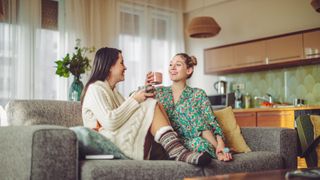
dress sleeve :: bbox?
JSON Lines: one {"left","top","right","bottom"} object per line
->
{"left": 196, "top": 89, "right": 224, "bottom": 138}
{"left": 85, "top": 85, "right": 140, "bottom": 131}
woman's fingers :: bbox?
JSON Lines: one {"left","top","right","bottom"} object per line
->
{"left": 224, "top": 153, "right": 232, "bottom": 161}
{"left": 217, "top": 153, "right": 224, "bottom": 161}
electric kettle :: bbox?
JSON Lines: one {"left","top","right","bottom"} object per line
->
{"left": 214, "top": 81, "right": 227, "bottom": 94}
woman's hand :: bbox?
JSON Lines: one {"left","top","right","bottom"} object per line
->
{"left": 145, "top": 71, "right": 154, "bottom": 85}
{"left": 133, "top": 90, "right": 154, "bottom": 103}
{"left": 215, "top": 142, "right": 232, "bottom": 162}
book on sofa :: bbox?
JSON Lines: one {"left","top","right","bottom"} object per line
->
{"left": 85, "top": 155, "right": 114, "bottom": 160}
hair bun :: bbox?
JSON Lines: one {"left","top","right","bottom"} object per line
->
{"left": 190, "top": 56, "right": 197, "bottom": 66}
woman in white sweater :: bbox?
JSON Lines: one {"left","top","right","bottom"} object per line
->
{"left": 81, "top": 47, "right": 211, "bottom": 165}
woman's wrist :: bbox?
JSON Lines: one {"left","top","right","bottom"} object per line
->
{"left": 216, "top": 135, "right": 225, "bottom": 147}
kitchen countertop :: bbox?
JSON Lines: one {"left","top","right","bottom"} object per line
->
{"left": 233, "top": 105, "right": 320, "bottom": 112}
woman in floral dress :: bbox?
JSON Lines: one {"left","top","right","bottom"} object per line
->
{"left": 146, "top": 53, "right": 232, "bottom": 161}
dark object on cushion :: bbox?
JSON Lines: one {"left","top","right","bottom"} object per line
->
{"left": 296, "top": 115, "right": 320, "bottom": 167}
{"left": 149, "top": 141, "right": 169, "bottom": 160}
{"left": 70, "top": 126, "right": 129, "bottom": 160}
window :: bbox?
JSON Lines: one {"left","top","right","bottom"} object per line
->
{"left": 118, "top": 3, "right": 177, "bottom": 96}
{"left": 34, "top": 0, "right": 59, "bottom": 99}
{"left": 0, "top": 0, "right": 60, "bottom": 106}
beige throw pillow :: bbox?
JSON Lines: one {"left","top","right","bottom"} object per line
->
{"left": 213, "top": 106, "right": 251, "bottom": 153}
{"left": 310, "top": 115, "right": 320, "bottom": 167}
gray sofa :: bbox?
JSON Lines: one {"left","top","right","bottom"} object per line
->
{"left": 0, "top": 100, "right": 297, "bottom": 180}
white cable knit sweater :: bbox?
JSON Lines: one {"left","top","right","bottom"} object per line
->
{"left": 82, "top": 81, "right": 157, "bottom": 160}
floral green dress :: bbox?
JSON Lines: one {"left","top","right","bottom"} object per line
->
{"left": 155, "top": 86, "right": 224, "bottom": 158}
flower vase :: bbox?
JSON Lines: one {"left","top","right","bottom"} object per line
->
{"left": 68, "top": 76, "right": 84, "bottom": 101}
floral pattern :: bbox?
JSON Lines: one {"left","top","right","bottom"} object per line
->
{"left": 155, "top": 86, "right": 224, "bottom": 158}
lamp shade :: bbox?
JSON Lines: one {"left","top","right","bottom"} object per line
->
{"left": 311, "top": 0, "right": 320, "bottom": 12}
{"left": 187, "top": 16, "right": 221, "bottom": 38}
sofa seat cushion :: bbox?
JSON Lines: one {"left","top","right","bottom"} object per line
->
{"left": 80, "top": 160, "right": 203, "bottom": 180}
{"left": 203, "top": 151, "right": 283, "bottom": 176}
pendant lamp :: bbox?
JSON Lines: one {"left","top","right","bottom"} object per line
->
{"left": 311, "top": 0, "right": 320, "bottom": 12}
{"left": 187, "top": 16, "right": 221, "bottom": 38}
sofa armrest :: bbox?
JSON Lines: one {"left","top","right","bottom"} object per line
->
{"left": 241, "top": 127, "right": 297, "bottom": 169}
{"left": 0, "top": 125, "right": 78, "bottom": 180}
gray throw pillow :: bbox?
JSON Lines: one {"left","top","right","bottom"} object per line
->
{"left": 70, "top": 126, "right": 130, "bottom": 160}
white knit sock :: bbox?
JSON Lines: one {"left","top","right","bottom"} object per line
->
{"left": 154, "top": 126, "right": 174, "bottom": 143}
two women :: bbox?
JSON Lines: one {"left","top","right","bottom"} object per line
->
{"left": 81, "top": 47, "right": 211, "bottom": 165}
{"left": 147, "top": 53, "right": 232, "bottom": 161}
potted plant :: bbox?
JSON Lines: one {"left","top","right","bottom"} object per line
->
{"left": 55, "top": 39, "right": 95, "bottom": 101}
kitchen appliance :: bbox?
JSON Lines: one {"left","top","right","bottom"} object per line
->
{"left": 294, "top": 98, "right": 305, "bottom": 106}
{"left": 208, "top": 92, "right": 235, "bottom": 109}
{"left": 214, "top": 80, "right": 227, "bottom": 94}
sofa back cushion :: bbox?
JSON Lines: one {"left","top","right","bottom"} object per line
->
{"left": 213, "top": 106, "right": 251, "bottom": 153}
{"left": 5, "top": 100, "right": 82, "bottom": 127}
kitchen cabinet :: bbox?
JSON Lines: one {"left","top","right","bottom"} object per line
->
{"left": 233, "top": 41, "right": 266, "bottom": 67}
{"left": 234, "top": 110, "right": 294, "bottom": 129}
{"left": 303, "top": 30, "right": 320, "bottom": 58}
{"left": 204, "top": 46, "right": 234, "bottom": 73}
{"left": 204, "top": 28, "right": 320, "bottom": 74}
{"left": 234, "top": 112, "right": 256, "bottom": 127}
{"left": 265, "top": 34, "right": 304, "bottom": 64}
{"left": 257, "top": 111, "right": 294, "bottom": 129}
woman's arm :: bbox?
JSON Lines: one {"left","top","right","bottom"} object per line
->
{"left": 85, "top": 85, "right": 140, "bottom": 131}
{"left": 202, "top": 130, "right": 218, "bottom": 147}
{"left": 197, "top": 89, "right": 232, "bottom": 160}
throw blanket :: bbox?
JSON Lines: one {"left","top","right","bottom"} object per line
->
{"left": 82, "top": 80, "right": 157, "bottom": 160}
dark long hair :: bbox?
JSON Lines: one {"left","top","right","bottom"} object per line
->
{"left": 81, "top": 47, "right": 122, "bottom": 105}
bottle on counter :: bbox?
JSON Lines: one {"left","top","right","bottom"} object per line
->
{"left": 234, "top": 86, "right": 242, "bottom": 109}
{"left": 244, "top": 93, "right": 251, "bottom": 109}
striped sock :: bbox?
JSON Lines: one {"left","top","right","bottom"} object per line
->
{"left": 158, "top": 130, "right": 211, "bottom": 166}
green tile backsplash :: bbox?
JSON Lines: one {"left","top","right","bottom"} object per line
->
{"left": 224, "top": 64, "right": 320, "bottom": 105}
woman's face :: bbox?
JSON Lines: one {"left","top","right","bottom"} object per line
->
{"left": 109, "top": 53, "right": 127, "bottom": 83}
{"left": 169, "top": 55, "right": 192, "bottom": 82}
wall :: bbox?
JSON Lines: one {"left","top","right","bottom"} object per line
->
{"left": 184, "top": 0, "right": 320, "bottom": 105}
{"left": 225, "top": 65, "right": 320, "bottom": 105}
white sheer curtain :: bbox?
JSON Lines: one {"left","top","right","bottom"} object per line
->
{"left": 62, "top": 0, "right": 185, "bottom": 96}
{"left": 117, "top": 0, "right": 185, "bottom": 96}
{"left": 0, "top": 0, "right": 184, "bottom": 106}
{"left": 61, "top": 0, "right": 119, "bottom": 87}
{"left": 0, "top": 0, "right": 17, "bottom": 106}
{"left": 0, "top": 0, "right": 62, "bottom": 105}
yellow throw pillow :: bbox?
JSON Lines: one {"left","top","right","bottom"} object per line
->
{"left": 213, "top": 106, "right": 251, "bottom": 153}
{"left": 310, "top": 115, "right": 320, "bottom": 167}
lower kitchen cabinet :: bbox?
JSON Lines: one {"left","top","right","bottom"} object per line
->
{"left": 257, "top": 111, "right": 294, "bottom": 128}
{"left": 234, "top": 110, "right": 295, "bottom": 128}
{"left": 234, "top": 112, "right": 257, "bottom": 127}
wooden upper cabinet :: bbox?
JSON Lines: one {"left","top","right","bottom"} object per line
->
{"left": 233, "top": 40, "right": 266, "bottom": 67}
{"left": 257, "top": 110, "right": 294, "bottom": 129}
{"left": 204, "top": 28, "right": 320, "bottom": 74}
{"left": 303, "top": 30, "right": 320, "bottom": 58}
{"left": 204, "top": 46, "right": 234, "bottom": 73}
{"left": 265, "top": 34, "right": 304, "bottom": 64}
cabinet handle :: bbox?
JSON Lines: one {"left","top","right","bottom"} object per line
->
{"left": 235, "top": 113, "right": 255, "bottom": 117}
{"left": 306, "top": 53, "right": 320, "bottom": 57}
{"left": 258, "top": 113, "right": 293, "bottom": 117}
{"left": 237, "top": 60, "right": 264, "bottom": 66}
{"left": 268, "top": 55, "right": 300, "bottom": 62}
